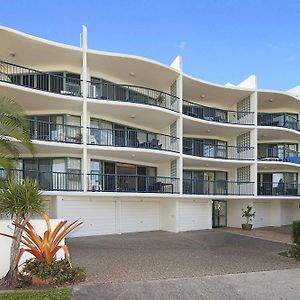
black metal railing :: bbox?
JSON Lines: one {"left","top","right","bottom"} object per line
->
{"left": 87, "top": 81, "right": 179, "bottom": 112}
{"left": 87, "top": 173, "right": 179, "bottom": 194}
{"left": 0, "top": 61, "right": 82, "bottom": 96}
{"left": 183, "top": 179, "right": 254, "bottom": 195}
{"left": 183, "top": 141, "right": 254, "bottom": 160}
{"left": 87, "top": 127, "right": 179, "bottom": 152}
{"left": 183, "top": 100, "right": 254, "bottom": 125}
{"left": 258, "top": 145, "right": 300, "bottom": 164}
{"left": 28, "top": 119, "right": 82, "bottom": 144}
{"left": 258, "top": 113, "right": 300, "bottom": 131}
{"left": 258, "top": 182, "right": 300, "bottom": 196}
{"left": 0, "top": 169, "right": 83, "bottom": 191}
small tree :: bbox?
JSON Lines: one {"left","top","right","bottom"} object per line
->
{"left": 0, "top": 179, "right": 45, "bottom": 286}
{"left": 241, "top": 206, "right": 256, "bottom": 224}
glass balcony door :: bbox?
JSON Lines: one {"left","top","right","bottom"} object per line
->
{"left": 212, "top": 200, "right": 227, "bottom": 228}
{"left": 117, "top": 163, "right": 136, "bottom": 192}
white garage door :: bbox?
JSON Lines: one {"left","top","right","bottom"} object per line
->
{"left": 179, "top": 201, "right": 210, "bottom": 232}
{"left": 253, "top": 202, "right": 270, "bottom": 228}
{"left": 60, "top": 200, "right": 116, "bottom": 237}
{"left": 121, "top": 201, "right": 160, "bottom": 233}
{"left": 281, "top": 203, "right": 293, "bottom": 226}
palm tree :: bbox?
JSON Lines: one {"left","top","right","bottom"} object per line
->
{"left": 0, "top": 179, "right": 45, "bottom": 286}
{"left": 0, "top": 96, "right": 36, "bottom": 286}
{"left": 0, "top": 96, "right": 33, "bottom": 170}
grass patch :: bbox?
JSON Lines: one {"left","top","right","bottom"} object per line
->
{"left": 0, "top": 288, "right": 71, "bottom": 300}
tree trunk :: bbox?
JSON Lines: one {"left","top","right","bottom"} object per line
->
{"left": 2, "top": 214, "right": 31, "bottom": 286}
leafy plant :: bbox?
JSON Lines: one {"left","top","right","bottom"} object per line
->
{"left": 292, "top": 220, "right": 300, "bottom": 245}
{"left": 0, "top": 179, "right": 44, "bottom": 286}
{"left": 0, "top": 96, "right": 33, "bottom": 171}
{"left": 0, "top": 213, "right": 82, "bottom": 266}
{"left": 23, "top": 259, "right": 86, "bottom": 285}
{"left": 287, "top": 220, "right": 300, "bottom": 261}
{"left": 287, "top": 244, "right": 300, "bottom": 260}
{"left": 241, "top": 206, "right": 256, "bottom": 224}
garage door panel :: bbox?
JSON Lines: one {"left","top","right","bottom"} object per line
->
{"left": 253, "top": 203, "right": 270, "bottom": 228}
{"left": 281, "top": 203, "right": 293, "bottom": 225}
{"left": 179, "top": 201, "right": 210, "bottom": 232}
{"left": 121, "top": 202, "right": 160, "bottom": 233}
{"left": 60, "top": 200, "right": 116, "bottom": 237}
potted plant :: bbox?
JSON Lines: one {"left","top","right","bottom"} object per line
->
{"left": 241, "top": 206, "right": 256, "bottom": 230}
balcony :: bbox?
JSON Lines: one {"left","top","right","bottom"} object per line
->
{"left": 258, "top": 113, "right": 300, "bottom": 131}
{"left": 28, "top": 119, "right": 82, "bottom": 144}
{"left": 87, "top": 174, "right": 179, "bottom": 194}
{"left": 183, "top": 141, "right": 254, "bottom": 160}
{"left": 0, "top": 61, "right": 82, "bottom": 97}
{"left": 183, "top": 179, "right": 254, "bottom": 195}
{"left": 258, "top": 145, "right": 300, "bottom": 164}
{"left": 258, "top": 182, "right": 300, "bottom": 196}
{"left": 87, "top": 127, "right": 179, "bottom": 152}
{"left": 183, "top": 100, "right": 255, "bottom": 125}
{"left": 87, "top": 81, "right": 179, "bottom": 112}
{"left": 0, "top": 169, "right": 83, "bottom": 191}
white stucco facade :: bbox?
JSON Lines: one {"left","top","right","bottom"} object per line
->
{"left": 0, "top": 25, "right": 300, "bottom": 237}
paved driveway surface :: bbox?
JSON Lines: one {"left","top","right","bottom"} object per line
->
{"left": 67, "top": 230, "right": 300, "bottom": 283}
{"left": 73, "top": 268, "right": 300, "bottom": 300}
{"left": 217, "top": 225, "right": 293, "bottom": 244}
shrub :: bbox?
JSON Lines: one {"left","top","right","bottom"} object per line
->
{"left": 287, "top": 244, "right": 300, "bottom": 260}
{"left": 23, "top": 258, "right": 86, "bottom": 285}
{"left": 292, "top": 220, "right": 300, "bottom": 245}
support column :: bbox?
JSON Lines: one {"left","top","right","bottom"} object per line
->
{"left": 170, "top": 56, "right": 183, "bottom": 195}
{"left": 81, "top": 26, "right": 88, "bottom": 192}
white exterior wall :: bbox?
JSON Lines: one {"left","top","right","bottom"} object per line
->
{"left": 1, "top": 25, "right": 300, "bottom": 237}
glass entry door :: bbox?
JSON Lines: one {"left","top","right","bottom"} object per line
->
{"left": 212, "top": 200, "right": 227, "bottom": 227}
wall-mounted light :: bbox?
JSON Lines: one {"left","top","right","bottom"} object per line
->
{"left": 129, "top": 72, "right": 135, "bottom": 77}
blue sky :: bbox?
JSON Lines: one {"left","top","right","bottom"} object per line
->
{"left": 1, "top": 0, "right": 299, "bottom": 90}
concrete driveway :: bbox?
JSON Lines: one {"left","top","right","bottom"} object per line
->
{"left": 217, "top": 225, "right": 293, "bottom": 244}
{"left": 67, "top": 229, "right": 300, "bottom": 283}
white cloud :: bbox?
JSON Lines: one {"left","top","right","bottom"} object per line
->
{"left": 178, "top": 41, "right": 187, "bottom": 50}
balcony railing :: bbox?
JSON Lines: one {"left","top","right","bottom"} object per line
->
{"left": 183, "top": 100, "right": 254, "bottom": 125}
{"left": 258, "top": 113, "right": 300, "bottom": 131}
{"left": 183, "top": 141, "right": 254, "bottom": 160}
{"left": 88, "top": 81, "right": 179, "bottom": 112}
{"left": 87, "top": 173, "right": 179, "bottom": 194}
{"left": 28, "top": 119, "right": 82, "bottom": 144}
{"left": 0, "top": 169, "right": 83, "bottom": 191}
{"left": 0, "top": 61, "right": 82, "bottom": 97}
{"left": 87, "top": 127, "right": 179, "bottom": 152}
{"left": 258, "top": 146, "right": 300, "bottom": 164}
{"left": 183, "top": 179, "right": 254, "bottom": 195}
{"left": 258, "top": 182, "right": 300, "bottom": 196}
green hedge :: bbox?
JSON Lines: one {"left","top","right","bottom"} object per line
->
{"left": 292, "top": 220, "right": 300, "bottom": 245}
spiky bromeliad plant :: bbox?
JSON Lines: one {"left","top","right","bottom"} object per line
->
{"left": 1, "top": 214, "right": 82, "bottom": 267}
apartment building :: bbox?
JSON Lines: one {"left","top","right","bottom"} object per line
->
{"left": 0, "top": 26, "right": 299, "bottom": 237}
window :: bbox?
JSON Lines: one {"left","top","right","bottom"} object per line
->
{"left": 237, "top": 96, "right": 250, "bottom": 112}
{"left": 170, "top": 160, "right": 177, "bottom": 178}
{"left": 170, "top": 80, "right": 177, "bottom": 96}
{"left": 170, "top": 121, "right": 177, "bottom": 148}
{"left": 237, "top": 132, "right": 250, "bottom": 153}
{"left": 237, "top": 166, "right": 250, "bottom": 182}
